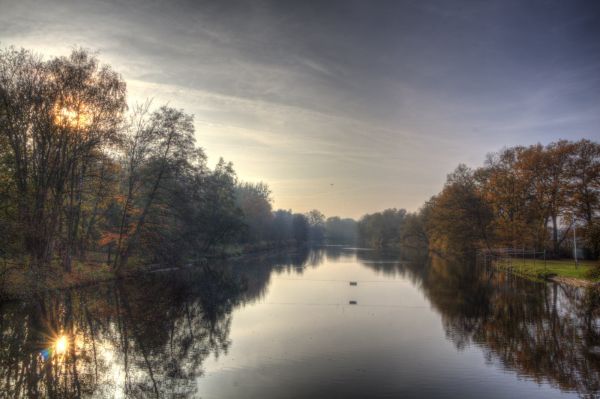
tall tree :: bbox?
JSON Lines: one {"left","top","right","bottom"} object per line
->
{"left": 427, "top": 164, "right": 493, "bottom": 253}
{"left": 569, "top": 139, "right": 600, "bottom": 257}
{"left": 114, "top": 106, "right": 199, "bottom": 271}
{"left": 543, "top": 141, "right": 575, "bottom": 254}
{"left": 0, "top": 47, "right": 126, "bottom": 275}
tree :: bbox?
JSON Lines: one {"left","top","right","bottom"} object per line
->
{"left": 325, "top": 216, "right": 358, "bottom": 244}
{"left": 400, "top": 209, "right": 429, "bottom": 250}
{"left": 306, "top": 209, "right": 326, "bottom": 242}
{"left": 0, "top": 47, "right": 126, "bottom": 275}
{"left": 235, "top": 182, "right": 272, "bottom": 243}
{"left": 427, "top": 164, "right": 493, "bottom": 254}
{"left": 357, "top": 208, "right": 407, "bottom": 249}
{"left": 544, "top": 141, "right": 575, "bottom": 254}
{"left": 271, "top": 210, "right": 294, "bottom": 242}
{"left": 114, "top": 106, "right": 200, "bottom": 270}
{"left": 191, "top": 158, "right": 243, "bottom": 253}
{"left": 569, "top": 139, "right": 600, "bottom": 257}
{"left": 482, "top": 147, "right": 535, "bottom": 249}
{"left": 292, "top": 213, "right": 309, "bottom": 243}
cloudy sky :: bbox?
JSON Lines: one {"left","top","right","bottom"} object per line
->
{"left": 1, "top": 0, "right": 599, "bottom": 218}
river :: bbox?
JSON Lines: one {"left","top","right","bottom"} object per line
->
{"left": 1, "top": 246, "right": 599, "bottom": 398}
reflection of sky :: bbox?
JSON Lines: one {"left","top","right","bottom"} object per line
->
{"left": 198, "top": 251, "right": 577, "bottom": 399}
{"left": 1, "top": 0, "right": 599, "bottom": 217}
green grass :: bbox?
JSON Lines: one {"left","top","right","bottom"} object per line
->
{"left": 494, "top": 257, "right": 600, "bottom": 281}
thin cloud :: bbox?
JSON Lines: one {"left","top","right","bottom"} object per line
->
{"left": 1, "top": 0, "right": 599, "bottom": 217}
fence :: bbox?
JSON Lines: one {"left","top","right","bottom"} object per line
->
{"left": 477, "top": 247, "right": 550, "bottom": 273}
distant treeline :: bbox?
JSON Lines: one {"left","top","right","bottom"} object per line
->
{"left": 357, "top": 140, "right": 600, "bottom": 259}
{"left": 0, "top": 47, "right": 331, "bottom": 277}
{"left": 357, "top": 209, "right": 425, "bottom": 250}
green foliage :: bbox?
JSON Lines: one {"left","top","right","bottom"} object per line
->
{"left": 585, "top": 263, "right": 600, "bottom": 280}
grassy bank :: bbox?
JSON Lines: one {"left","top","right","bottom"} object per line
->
{"left": 493, "top": 257, "right": 600, "bottom": 284}
{"left": 0, "top": 260, "right": 133, "bottom": 300}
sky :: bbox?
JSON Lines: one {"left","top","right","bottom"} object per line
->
{"left": 1, "top": 0, "right": 599, "bottom": 218}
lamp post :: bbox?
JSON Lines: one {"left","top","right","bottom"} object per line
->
{"left": 573, "top": 218, "right": 579, "bottom": 269}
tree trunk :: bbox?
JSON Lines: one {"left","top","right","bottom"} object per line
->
{"left": 552, "top": 214, "right": 559, "bottom": 256}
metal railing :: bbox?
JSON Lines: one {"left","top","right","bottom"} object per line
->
{"left": 477, "top": 247, "right": 548, "bottom": 273}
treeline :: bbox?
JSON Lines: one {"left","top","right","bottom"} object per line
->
{"left": 357, "top": 209, "right": 426, "bottom": 250}
{"left": 0, "top": 47, "right": 327, "bottom": 278}
{"left": 358, "top": 140, "right": 600, "bottom": 258}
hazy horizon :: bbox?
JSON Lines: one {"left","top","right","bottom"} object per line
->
{"left": 1, "top": 0, "right": 599, "bottom": 218}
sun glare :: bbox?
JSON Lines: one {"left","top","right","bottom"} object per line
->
{"left": 53, "top": 102, "right": 92, "bottom": 129}
{"left": 54, "top": 335, "right": 68, "bottom": 355}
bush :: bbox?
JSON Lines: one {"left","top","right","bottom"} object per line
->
{"left": 584, "top": 264, "right": 600, "bottom": 280}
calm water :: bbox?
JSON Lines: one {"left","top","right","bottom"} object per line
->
{"left": 1, "top": 247, "right": 599, "bottom": 398}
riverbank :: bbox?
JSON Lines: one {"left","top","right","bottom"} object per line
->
{"left": 0, "top": 260, "right": 117, "bottom": 300}
{"left": 0, "top": 241, "right": 303, "bottom": 301}
{"left": 493, "top": 257, "right": 600, "bottom": 287}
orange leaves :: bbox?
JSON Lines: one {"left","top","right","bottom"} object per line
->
{"left": 98, "top": 232, "right": 120, "bottom": 246}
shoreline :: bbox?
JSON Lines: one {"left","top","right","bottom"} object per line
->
{"left": 0, "top": 242, "right": 304, "bottom": 302}
{"left": 547, "top": 275, "right": 598, "bottom": 288}
{"left": 491, "top": 260, "right": 600, "bottom": 288}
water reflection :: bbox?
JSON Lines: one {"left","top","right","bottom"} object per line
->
{"left": 424, "top": 256, "right": 600, "bottom": 396}
{"left": 0, "top": 269, "right": 243, "bottom": 397}
{"left": 357, "top": 251, "right": 600, "bottom": 396}
{"left": 0, "top": 248, "right": 599, "bottom": 398}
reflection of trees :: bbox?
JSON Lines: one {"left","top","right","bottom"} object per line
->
{"left": 353, "top": 248, "right": 600, "bottom": 396}
{"left": 236, "top": 247, "right": 319, "bottom": 277}
{"left": 423, "top": 255, "right": 600, "bottom": 396}
{"left": 356, "top": 249, "right": 428, "bottom": 287}
{"left": 324, "top": 245, "right": 344, "bottom": 261}
{"left": 220, "top": 247, "right": 316, "bottom": 305}
{"left": 0, "top": 268, "right": 250, "bottom": 398}
{"left": 5, "top": 248, "right": 597, "bottom": 397}
{"left": 0, "top": 292, "right": 100, "bottom": 398}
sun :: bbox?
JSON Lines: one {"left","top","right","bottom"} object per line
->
{"left": 54, "top": 335, "right": 68, "bottom": 355}
{"left": 53, "top": 101, "right": 92, "bottom": 129}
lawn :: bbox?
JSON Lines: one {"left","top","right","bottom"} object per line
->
{"left": 494, "top": 257, "right": 599, "bottom": 281}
